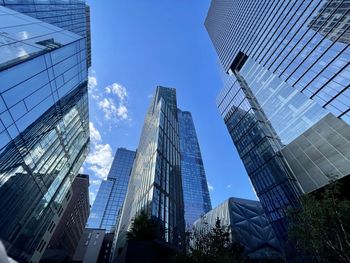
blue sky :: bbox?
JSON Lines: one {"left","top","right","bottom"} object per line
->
{"left": 83, "top": 0, "right": 257, "bottom": 208}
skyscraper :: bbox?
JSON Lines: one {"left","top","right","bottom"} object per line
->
{"left": 0, "top": 2, "right": 90, "bottom": 261}
{"left": 87, "top": 148, "right": 136, "bottom": 233}
{"left": 115, "top": 87, "right": 185, "bottom": 256}
{"left": 42, "top": 174, "right": 90, "bottom": 262}
{"left": 205, "top": 0, "right": 350, "bottom": 251}
{"left": 1, "top": 0, "right": 92, "bottom": 67}
{"left": 178, "top": 109, "right": 212, "bottom": 229}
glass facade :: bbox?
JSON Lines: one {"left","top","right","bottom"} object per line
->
{"left": 116, "top": 87, "right": 185, "bottom": 254}
{"left": 178, "top": 109, "right": 212, "bottom": 229}
{"left": 217, "top": 68, "right": 302, "bottom": 244}
{"left": 0, "top": 4, "right": 89, "bottom": 262}
{"left": 205, "top": 0, "right": 350, "bottom": 254}
{"left": 206, "top": 0, "right": 350, "bottom": 124}
{"left": 87, "top": 148, "right": 136, "bottom": 233}
{"left": 1, "top": 0, "right": 92, "bottom": 67}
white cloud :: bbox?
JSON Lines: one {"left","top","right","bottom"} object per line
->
{"left": 84, "top": 121, "right": 114, "bottom": 180}
{"left": 117, "top": 105, "right": 128, "bottom": 120}
{"left": 90, "top": 179, "right": 102, "bottom": 186}
{"left": 91, "top": 94, "right": 100, "bottom": 100}
{"left": 88, "top": 70, "right": 99, "bottom": 100}
{"left": 227, "top": 184, "right": 232, "bottom": 188}
{"left": 89, "top": 122, "right": 101, "bottom": 142}
{"left": 105, "top": 83, "right": 127, "bottom": 101}
{"left": 88, "top": 75, "right": 98, "bottom": 91}
{"left": 79, "top": 166, "right": 85, "bottom": 174}
{"left": 85, "top": 144, "right": 113, "bottom": 179}
{"left": 98, "top": 98, "right": 118, "bottom": 120}
{"left": 104, "top": 83, "right": 129, "bottom": 121}
{"left": 88, "top": 77, "right": 131, "bottom": 125}
{"left": 208, "top": 182, "right": 214, "bottom": 191}
{"left": 98, "top": 96, "right": 129, "bottom": 121}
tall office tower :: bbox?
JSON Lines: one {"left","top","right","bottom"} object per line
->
{"left": 1, "top": 0, "right": 92, "bottom": 67}
{"left": 205, "top": 0, "right": 350, "bottom": 251}
{"left": 115, "top": 87, "right": 185, "bottom": 257}
{"left": 0, "top": 3, "right": 89, "bottom": 262}
{"left": 42, "top": 174, "right": 90, "bottom": 262}
{"left": 87, "top": 148, "right": 136, "bottom": 233}
{"left": 178, "top": 109, "right": 212, "bottom": 229}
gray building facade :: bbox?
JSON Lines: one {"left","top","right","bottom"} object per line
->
{"left": 178, "top": 109, "right": 212, "bottom": 229}
{"left": 0, "top": 2, "right": 90, "bottom": 262}
{"left": 193, "top": 198, "right": 282, "bottom": 261}
{"left": 205, "top": 0, "right": 350, "bottom": 251}
{"left": 73, "top": 228, "right": 105, "bottom": 263}
{"left": 87, "top": 148, "right": 136, "bottom": 233}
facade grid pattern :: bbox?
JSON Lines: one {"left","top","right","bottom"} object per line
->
{"left": 87, "top": 148, "right": 136, "bottom": 233}
{"left": 207, "top": 0, "right": 350, "bottom": 124}
{"left": 178, "top": 109, "right": 212, "bottom": 229}
{"left": 0, "top": 3, "right": 89, "bottom": 261}
{"left": 115, "top": 87, "right": 185, "bottom": 257}
{"left": 205, "top": 0, "right": 350, "bottom": 254}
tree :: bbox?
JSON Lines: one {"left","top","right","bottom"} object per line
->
{"left": 288, "top": 180, "right": 350, "bottom": 262}
{"left": 173, "top": 217, "right": 246, "bottom": 263}
{"left": 127, "top": 211, "right": 158, "bottom": 241}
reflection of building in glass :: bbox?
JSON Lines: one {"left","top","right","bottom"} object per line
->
{"left": 87, "top": 148, "right": 136, "bottom": 233}
{"left": 205, "top": 0, "right": 350, "bottom": 255}
{"left": 308, "top": 0, "right": 350, "bottom": 45}
{"left": 115, "top": 87, "right": 185, "bottom": 258}
{"left": 73, "top": 229, "right": 105, "bottom": 263}
{"left": 1, "top": 0, "right": 92, "bottom": 67}
{"left": 41, "top": 174, "right": 90, "bottom": 262}
{"left": 0, "top": 4, "right": 89, "bottom": 262}
{"left": 178, "top": 109, "right": 212, "bottom": 229}
{"left": 206, "top": 0, "right": 350, "bottom": 124}
{"left": 194, "top": 198, "right": 282, "bottom": 261}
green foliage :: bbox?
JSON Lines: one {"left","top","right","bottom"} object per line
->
{"left": 288, "top": 181, "right": 350, "bottom": 263}
{"left": 173, "top": 217, "right": 246, "bottom": 263}
{"left": 127, "top": 211, "right": 158, "bottom": 241}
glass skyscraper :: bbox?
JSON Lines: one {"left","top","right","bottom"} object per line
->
{"left": 0, "top": 2, "right": 90, "bottom": 262}
{"left": 1, "top": 0, "right": 91, "bottom": 67}
{"left": 87, "top": 148, "right": 136, "bottom": 233}
{"left": 205, "top": 0, "right": 350, "bottom": 253}
{"left": 178, "top": 109, "right": 212, "bottom": 229}
{"left": 115, "top": 86, "right": 185, "bottom": 255}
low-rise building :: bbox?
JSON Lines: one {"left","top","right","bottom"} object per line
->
{"left": 194, "top": 197, "right": 282, "bottom": 261}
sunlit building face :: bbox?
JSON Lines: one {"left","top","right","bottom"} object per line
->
{"left": 0, "top": 2, "right": 90, "bottom": 261}
{"left": 205, "top": 0, "right": 350, "bottom": 252}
